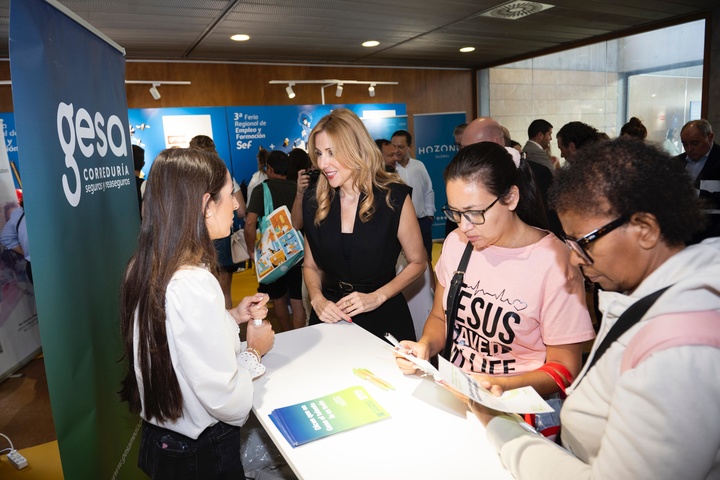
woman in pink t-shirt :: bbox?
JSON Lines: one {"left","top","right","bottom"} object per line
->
{"left": 397, "top": 142, "right": 594, "bottom": 400}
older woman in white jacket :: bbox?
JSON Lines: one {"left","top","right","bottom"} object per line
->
{"left": 469, "top": 138, "right": 720, "bottom": 479}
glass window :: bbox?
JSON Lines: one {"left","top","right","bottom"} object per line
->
{"left": 480, "top": 19, "right": 705, "bottom": 163}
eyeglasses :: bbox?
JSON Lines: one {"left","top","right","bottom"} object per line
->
{"left": 442, "top": 194, "right": 503, "bottom": 226}
{"left": 562, "top": 216, "right": 629, "bottom": 264}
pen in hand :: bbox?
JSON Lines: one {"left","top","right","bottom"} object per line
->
{"left": 384, "top": 332, "right": 415, "bottom": 356}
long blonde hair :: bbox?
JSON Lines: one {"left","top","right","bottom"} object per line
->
{"left": 307, "top": 108, "right": 399, "bottom": 225}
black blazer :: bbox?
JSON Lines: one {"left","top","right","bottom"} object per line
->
{"left": 673, "top": 142, "right": 720, "bottom": 242}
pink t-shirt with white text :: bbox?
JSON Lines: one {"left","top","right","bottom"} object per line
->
{"left": 436, "top": 230, "right": 594, "bottom": 376}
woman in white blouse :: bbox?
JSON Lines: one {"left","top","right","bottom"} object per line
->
{"left": 120, "top": 147, "right": 274, "bottom": 479}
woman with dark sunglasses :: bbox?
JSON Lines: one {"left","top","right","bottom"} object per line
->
{"left": 396, "top": 142, "right": 595, "bottom": 435}
{"left": 464, "top": 138, "right": 720, "bottom": 479}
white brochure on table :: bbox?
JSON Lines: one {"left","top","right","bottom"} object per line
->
{"left": 392, "top": 347, "right": 553, "bottom": 414}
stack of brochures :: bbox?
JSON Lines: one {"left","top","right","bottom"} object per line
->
{"left": 269, "top": 386, "right": 390, "bottom": 447}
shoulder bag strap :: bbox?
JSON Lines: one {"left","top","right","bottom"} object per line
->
{"left": 262, "top": 182, "right": 274, "bottom": 218}
{"left": 16, "top": 212, "right": 25, "bottom": 232}
{"left": 442, "top": 242, "right": 474, "bottom": 360}
{"left": 579, "top": 285, "right": 672, "bottom": 381}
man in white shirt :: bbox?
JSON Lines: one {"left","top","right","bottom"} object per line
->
{"left": 391, "top": 130, "right": 435, "bottom": 286}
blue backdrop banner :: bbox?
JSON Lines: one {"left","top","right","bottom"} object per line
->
{"left": 10, "top": 0, "right": 140, "bottom": 477}
{"left": 6, "top": 104, "right": 407, "bottom": 193}
{"left": 226, "top": 104, "right": 406, "bottom": 184}
{"left": 413, "top": 112, "right": 467, "bottom": 239}
{"left": 128, "top": 106, "right": 231, "bottom": 177}
{"left": 0, "top": 113, "right": 20, "bottom": 188}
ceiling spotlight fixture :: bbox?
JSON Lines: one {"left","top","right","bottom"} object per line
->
{"left": 230, "top": 34, "right": 250, "bottom": 42}
{"left": 269, "top": 80, "right": 398, "bottom": 104}
{"left": 126, "top": 80, "right": 191, "bottom": 100}
{"left": 149, "top": 83, "right": 161, "bottom": 100}
{"left": 286, "top": 83, "right": 296, "bottom": 99}
{"left": 459, "top": 47, "right": 475, "bottom": 53}
{"left": 362, "top": 40, "right": 380, "bottom": 47}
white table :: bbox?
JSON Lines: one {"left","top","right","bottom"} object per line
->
{"left": 251, "top": 323, "right": 513, "bottom": 480}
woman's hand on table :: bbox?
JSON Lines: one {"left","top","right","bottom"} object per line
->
{"left": 311, "top": 296, "right": 352, "bottom": 323}
{"left": 338, "top": 291, "right": 384, "bottom": 316}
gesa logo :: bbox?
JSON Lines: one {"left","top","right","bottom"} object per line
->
{"left": 57, "top": 102, "right": 127, "bottom": 207}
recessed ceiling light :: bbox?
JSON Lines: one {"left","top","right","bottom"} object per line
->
{"left": 459, "top": 47, "right": 475, "bottom": 53}
{"left": 362, "top": 40, "right": 380, "bottom": 47}
{"left": 231, "top": 34, "right": 250, "bottom": 42}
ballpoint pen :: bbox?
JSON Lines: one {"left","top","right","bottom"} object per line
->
{"left": 385, "top": 332, "right": 416, "bottom": 356}
{"left": 384, "top": 332, "right": 400, "bottom": 347}
{"left": 353, "top": 368, "right": 395, "bottom": 390}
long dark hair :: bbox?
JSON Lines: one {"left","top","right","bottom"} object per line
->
{"left": 445, "top": 142, "right": 548, "bottom": 230}
{"left": 119, "top": 148, "right": 228, "bottom": 422}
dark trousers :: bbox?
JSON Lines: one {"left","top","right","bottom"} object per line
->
{"left": 418, "top": 216, "right": 433, "bottom": 261}
{"left": 138, "top": 420, "right": 244, "bottom": 480}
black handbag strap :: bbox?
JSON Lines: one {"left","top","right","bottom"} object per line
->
{"left": 583, "top": 285, "right": 672, "bottom": 374}
{"left": 442, "top": 242, "right": 474, "bottom": 360}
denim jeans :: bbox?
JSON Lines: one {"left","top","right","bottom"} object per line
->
{"left": 138, "top": 420, "right": 245, "bottom": 480}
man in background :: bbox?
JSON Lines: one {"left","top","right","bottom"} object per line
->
{"left": 674, "top": 119, "right": 720, "bottom": 242}
{"left": 523, "top": 119, "right": 556, "bottom": 175}
{"left": 556, "top": 121, "right": 600, "bottom": 164}
{"left": 445, "top": 123, "right": 468, "bottom": 238}
{"left": 391, "top": 130, "right": 435, "bottom": 289}
{"left": 375, "top": 138, "right": 397, "bottom": 172}
{"left": 453, "top": 123, "right": 467, "bottom": 147}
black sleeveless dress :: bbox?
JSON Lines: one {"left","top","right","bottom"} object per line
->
{"left": 303, "top": 182, "right": 417, "bottom": 341}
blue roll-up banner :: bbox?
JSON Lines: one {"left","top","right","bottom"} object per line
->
{"left": 128, "top": 104, "right": 406, "bottom": 185}
{"left": 413, "top": 112, "right": 467, "bottom": 239}
{"left": 10, "top": 0, "right": 140, "bottom": 478}
{"left": 0, "top": 113, "right": 20, "bottom": 188}
{"left": 0, "top": 123, "right": 40, "bottom": 383}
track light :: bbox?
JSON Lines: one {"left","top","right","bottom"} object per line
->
{"left": 125, "top": 80, "right": 191, "bottom": 99}
{"left": 149, "top": 83, "right": 161, "bottom": 100}
{"left": 268, "top": 79, "right": 398, "bottom": 104}
{"left": 286, "top": 83, "right": 296, "bottom": 99}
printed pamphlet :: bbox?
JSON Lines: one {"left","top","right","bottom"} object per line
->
{"left": 391, "top": 346, "right": 552, "bottom": 413}
{"left": 269, "top": 386, "right": 391, "bottom": 447}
